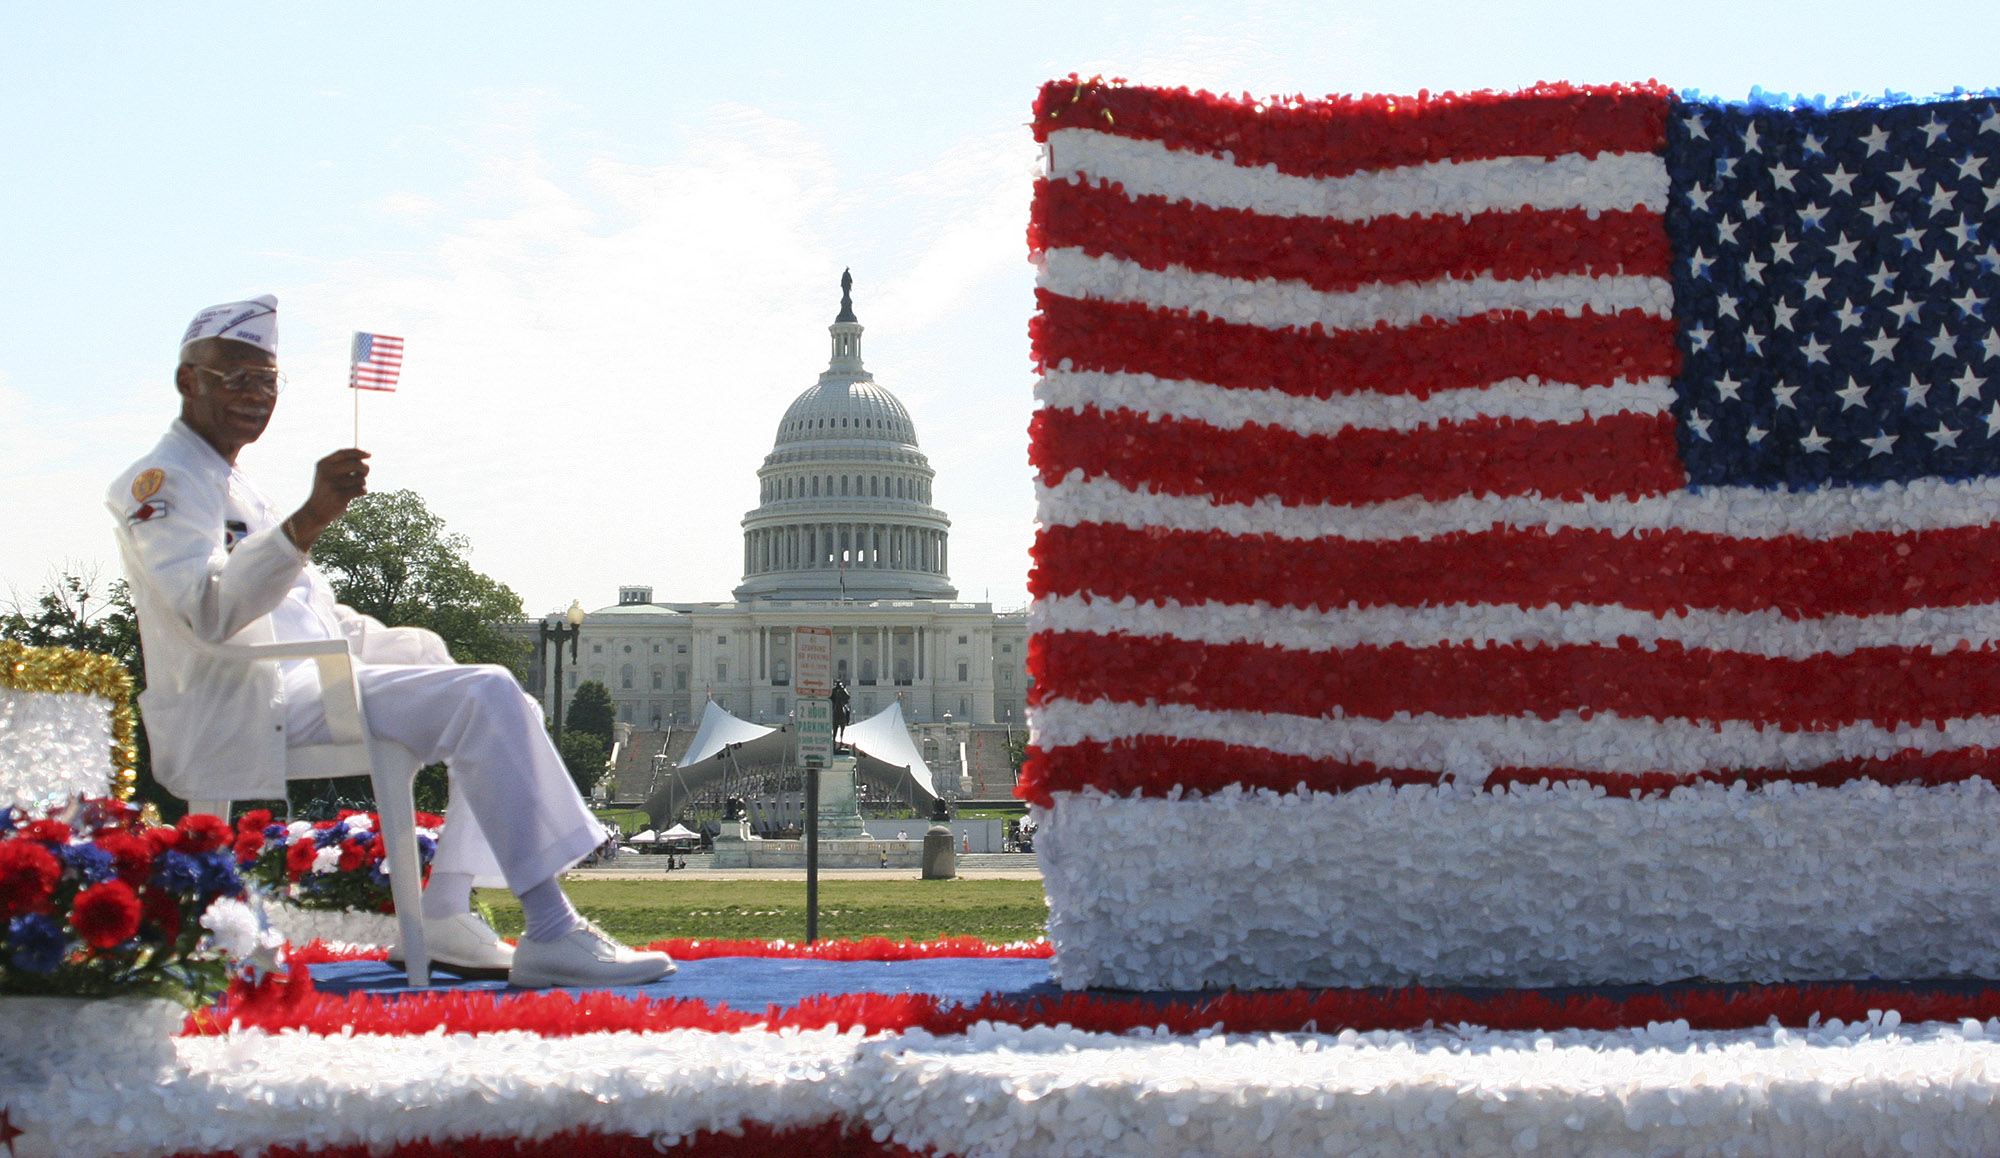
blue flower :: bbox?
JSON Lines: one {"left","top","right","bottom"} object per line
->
{"left": 57, "top": 842, "right": 117, "bottom": 884}
{"left": 416, "top": 834, "right": 436, "bottom": 864}
{"left": 152, "top": 849, "right": 203, "bottom": 893}
{"left": 7, "top": 914, "right": 67, "bottom": 974}
{"left": 312, "top": 823, "right": 349, "bottom": 849}
{"left": 196, "top": 851, "right": 242, "bottom": 898}
{"left": 262, "top": 824, "right": 287, "bottom": 841}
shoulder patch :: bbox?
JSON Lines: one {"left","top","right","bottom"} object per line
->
{"left": 132, "top": 469, "right": 165, "bottom": 502}
{"left": 128, "top": 500, "right": 169, "bottom": 525}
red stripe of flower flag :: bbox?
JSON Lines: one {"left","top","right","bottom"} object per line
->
{"left": 349, "top": 332, "right": 404, "bottom": 392}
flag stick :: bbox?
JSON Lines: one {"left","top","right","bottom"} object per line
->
{"left": 353, "top": 372, "right": 360, "bottom": 448}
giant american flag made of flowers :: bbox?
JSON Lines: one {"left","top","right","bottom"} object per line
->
{"left": 1023, "top": 80, "right": 2000, "bottom": 992}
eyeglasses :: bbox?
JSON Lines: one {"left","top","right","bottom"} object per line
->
{"left": 194, "top": 365, "right": 286, "bottom": 396}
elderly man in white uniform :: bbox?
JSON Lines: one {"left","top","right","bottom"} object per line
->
{"left": 109, "top": 295, "right": 672, "bottom": 989}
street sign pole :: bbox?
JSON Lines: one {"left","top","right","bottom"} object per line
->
{"left": 794, "top": 628, "right": 834, "bottom": 944}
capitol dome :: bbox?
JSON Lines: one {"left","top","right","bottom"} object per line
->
{"left": 734, "top": 272, "right": 955, "bottom": 602}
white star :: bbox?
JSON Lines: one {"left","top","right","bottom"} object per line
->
{"left": 1865, "top": 329, "right": 1900, "bottom": 362}
{"left": 1683, "top": 112, "right": 1709, "bottom": 139}
{"left": 1983, "top": 330, "right": 2000, "bottom": 361}
{"left": 1836, "top": 376, "right": 1872, "bottom": 408}
{"left": 1802, "top": 271, "right": 1832, "bottom": 300}
{"left": 1715, "top": 373, "right": 1744, "bottom": 401}
{"left": 1982, "top": 106, "right": 2000, "bottom": 135}
{"left": 1801, "top": 334, "right": 1831, "bottom": 363}
{"left": 1740, "top": 191, "right": 1765, "bottom": 218}
{"left": 1715, "top": 291, "right": 1740, "bottom": 319}
{"left": 1685, "top": 184, "right": 1712, "bottom": 213}
{"left": 1773, "top": 382, "right": 1801, "bottom": 409}
{"left": 1988, "top": 401, "right": 2000, "bottom": 437}
{"left": 1714, "top": 216, "right": 1741, "bottom": 246}
{"left": 1957, "top": 153, "right": 1989, "bottom": 181}
{"left": 1688, "top": 412, "right": 1713, "bottom": 440}
{"left": 1861, "top": 124, "right": 1893, "bottom": 154}
{"left": 1931, "top": 326, "right": 1961, "bottom": 360}
{"left": 1924, "top": 115, "right": 1952, "bottom": 146}
{"left": 1772, "top": 300, "right": 1799, "bottom": 330}
{"left": 1770, "top": 235, "right": 1799, "bottom": 264}
{"left": 1742, "top": 254, "right": 1768, "bottom": 284}
{"left": 1743, "top": 328, "right": 1767, "bottom": 355}
{"left": 1834, "top": 300, "right": 1867, "bottom": 330}
{"left": 1863, "top": 432, "right": 1899, "bottom": 457}
{"left": 1888, "top": 162, "right": 1926, "bottom": 193}
{"left": 1802, "top": 132, "right": 1826, "bottom": 156}
{"left": 1769, "top": 161, "right": 1800, "bottom": 191}
{"left": 1954, "top": 365, "right": 1987, "bottom": 401}
{"left": 1896, "top": 224, "right": 1926, "bottom": 252}
{"left": 1688, "top": 324, "right": 1714, "bottom": 352}
{"left": 1928, "top": 422, "right": 1963, "bottom": 448}
{"left": 1746, "top": 422, "right": 1769, "bottom": 444}
{"left": 1888, "top": 297, "right": 1925, "bottom": 326}
{"left": 1828, "top": 233, "right": 1862, "bottom": 264}
{"left": 1926, "top": 187, "right": 1957, "bottom": 218}
{"left": 1926, "top": 250, "right": 1958, "bottom": 283}
{"left": 1867, "top": 265, "right": 1899, "bottom": 296}
{"left": 1954, "top": 288, "right": 1985, "bottom": 317}
{"left": 1797, "top": 203, "right": 1831, "bottom": 230}
{"left": 1859, "top": 194, "right": 1897, "bottom": 225}
{"left": 1947, "top": 218, "right": 1980, "bottom": 249}
{"left": 1905, "top": 373, "right": 1933, "bottom": 408}
{"left": 1740, "top": 121, "right": 1761, "bottom": 152}
{"left": 1716, "top": 156, "right": 1737, "bottom": 180}
{"left": 1688, "top": 247, "right": 1715, "bottom": 278}
{"left": 1800, "top": 427, "right": 1831, "bottom": 453}
{"left": 1824, "top": 164, "right": 1858, "bottom": 196}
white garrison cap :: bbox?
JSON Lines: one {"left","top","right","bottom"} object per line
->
{"left": 179, "top": 295, "right": 278, "bottom": 358}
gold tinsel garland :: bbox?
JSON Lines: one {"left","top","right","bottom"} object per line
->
{"left": 0, "top": 640, "right": 139, "bottom": 800}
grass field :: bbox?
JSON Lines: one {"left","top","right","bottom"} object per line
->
{"left": 478, "top": 878, "right": 1050, "bottom": 945}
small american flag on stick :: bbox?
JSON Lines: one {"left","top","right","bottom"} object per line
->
{"left": 349, "top": 332, "right": 404, "bottom": 392}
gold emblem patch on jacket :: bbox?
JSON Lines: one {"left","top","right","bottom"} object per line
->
{"left": 132, "top": 469, "right": 165, "bottom": 502}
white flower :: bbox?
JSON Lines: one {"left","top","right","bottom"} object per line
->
{"left": 311, "top": 845, "right": 341, "bottom": 874}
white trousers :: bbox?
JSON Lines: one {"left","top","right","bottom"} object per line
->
{"left": 283, "top": 662, "right": 602, "bottom": 894}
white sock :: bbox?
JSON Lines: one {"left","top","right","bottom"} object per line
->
{"left": 420, "top": 871, "right": 474, "bottom": 921}
{"left": 518, "top": 876, "right": 585, "bottom": 942}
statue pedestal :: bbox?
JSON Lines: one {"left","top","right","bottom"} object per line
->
{"left": 815, "top": 753, "right": 869, "bottom": 841}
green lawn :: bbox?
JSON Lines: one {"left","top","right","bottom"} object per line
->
{"left": 478, "top": 878, "right": 1049, "bottom": 945}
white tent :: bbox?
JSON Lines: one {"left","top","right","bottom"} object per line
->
{"left": 843, "top": 700, "right": 939, "bottom": 800}
{"left": 680, "top": 699, "right": 782, "bottom": 766}
{"left": 658, "top": 823, "right": 700, "bottom": 841}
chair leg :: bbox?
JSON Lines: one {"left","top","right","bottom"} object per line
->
{"left": 188, "top": 799, "right": 232, "bottom": 821}
{"left": 369, "top": 748, "right": 430, "bottom": 988}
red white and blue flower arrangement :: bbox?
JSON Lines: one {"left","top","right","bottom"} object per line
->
{"left": 0, "top": 796, "right": 264, "bottom": 1002}
{"left": 235, "top": 808, "right": 442, "bottom": 915}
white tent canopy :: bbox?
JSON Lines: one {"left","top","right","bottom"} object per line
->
{"left": 681, "top": 700, "right": 780, "bottom": 766}
{"left": 658, "top": 823, "right": 700, "bottom": 841}
{"left": 843, "top": 700, "right": 938, "bottom": 800}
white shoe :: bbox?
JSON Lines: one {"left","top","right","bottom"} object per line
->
{"left": 508, "top": 922, "right": 675, "bottom": 989}
{"left": 390, "top": 912, "right": 515, "bottom": 976}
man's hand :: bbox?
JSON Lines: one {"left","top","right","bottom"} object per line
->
{"left": 283, "top": 448, "right": 371, "bottom": 552}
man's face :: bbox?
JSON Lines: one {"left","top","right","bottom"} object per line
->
{"left": 177, "top": 339, "right": 278, "bottom": 459}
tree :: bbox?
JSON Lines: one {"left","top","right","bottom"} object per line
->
{"left": 2, "top": 568, "right": 172, "bottom": 816}
{"left": 557, "top": 731, "right": 608, "bottom": 801}
{"left": 565, "top": 680, "right": 616, "bottom": 748}
{"left": 309, "top": 489, "right": 529, "bottom": 674}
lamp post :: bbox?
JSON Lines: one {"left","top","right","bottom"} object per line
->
{"left": 542, "top": 599, "right": 586, "bottom": 742}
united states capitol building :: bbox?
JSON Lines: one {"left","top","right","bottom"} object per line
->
{"left": 519, "top": 275, "right": 1029, "bottom": 795}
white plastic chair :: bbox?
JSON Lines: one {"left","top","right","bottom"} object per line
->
{"left": 111, "top": 523, "right": 431, "bottom": 986}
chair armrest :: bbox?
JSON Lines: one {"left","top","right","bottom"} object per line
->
{"left": 206, "top": 637, "right": 353, "bottom": 662}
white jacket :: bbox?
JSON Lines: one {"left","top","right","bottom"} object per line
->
{"left": 108, "top": 420, "right": 450, "bottom": 800}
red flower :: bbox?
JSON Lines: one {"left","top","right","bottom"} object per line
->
{"left": 337, "top": 839, "right": 368, "bottom": 873}
{"left": 176, "top": 813, "right": 232, "bottom": 854}
{"left": 0, "top": 840, "right": 61, "bottom": 919}
{"left": 143, "top": 827, "right": 182, "bottom": 856}
{"left": 140, "top": 886, "right": 182, "bottom": 943}
{"left": 22, "top": 819, "right": 70, "bottom": 845}
{"left": 94, "top": 831, "right": 154, "bottom": 887}
{"left": 233, "top": 831, "right": 265, "bottom": 864}
{"left": 415, "top": 812, "right": 445, "bottom": 829}
{"left": 70, "top": 880, "right": 142, "bottom": 949}
{"left": 285, "top": 839, "right": 318, "bottom": 881}
{"left": 236, "top": 809, "right": 273, "bottom": 836}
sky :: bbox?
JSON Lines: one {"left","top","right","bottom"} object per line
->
{"left": 9, "top": 0, "right": 2000, "bottom": 618}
